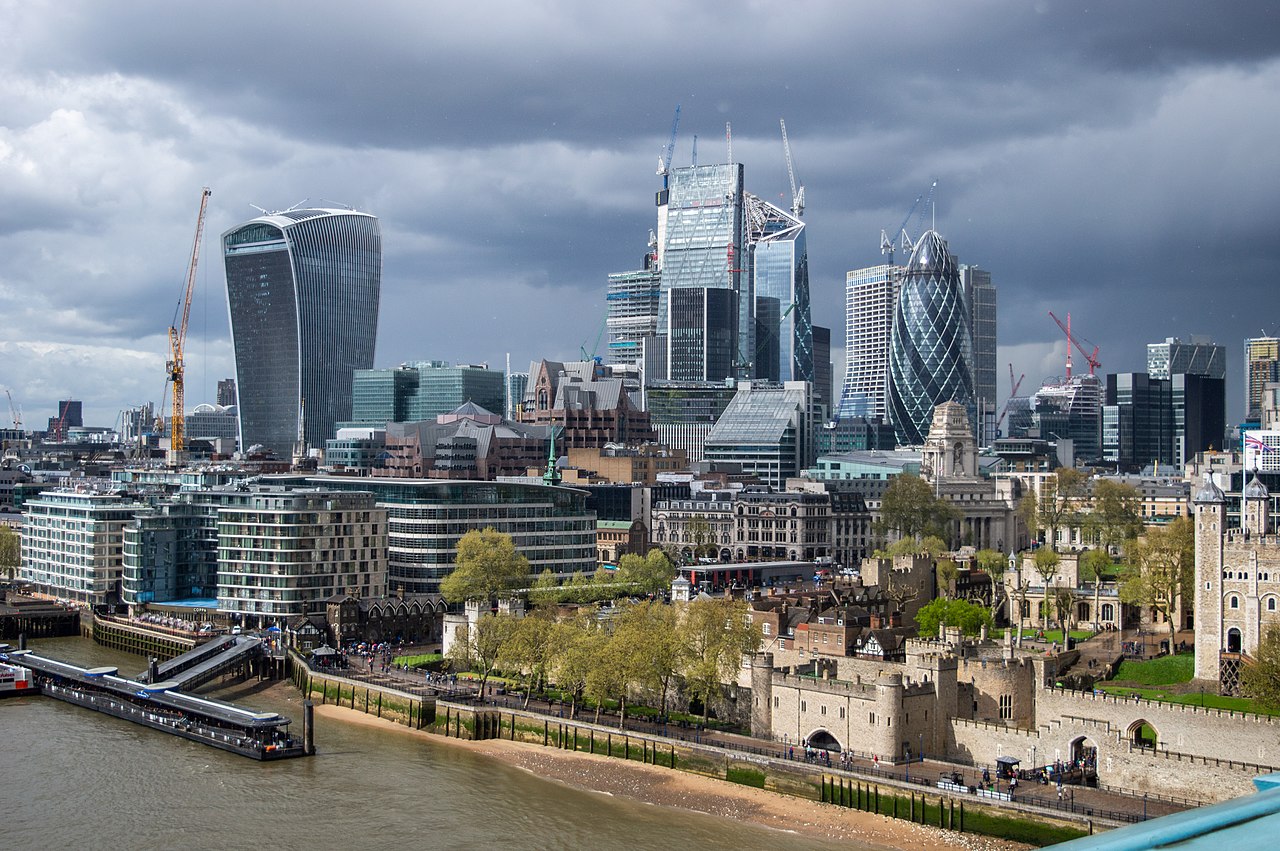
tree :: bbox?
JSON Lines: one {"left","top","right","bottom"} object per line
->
{"left": 1242, "top": 624, "right": 1280, "bottom": 710}
{"left": 680, "top": 597, "right": 761, "bottom": 722}
{"left": 447, "top": 612, "right": 518, "bottom": 696}
{"left": 915, "top": 598, "right": 993, "bottom": 638}
{"left": 1040, "top": 468, "right": 1087, "bottom": 551}
{"left": 1088, "top": 480, "right": 1143, "bottom": 553}
{"left": 0, "top": 525, "right": 19, "bottom": 581}
{"left": 1079, "top": 549, "right": 1112, "bottom": 629}
{"left": 1120, "top": 516, "right": 1194, "bottom": 654}
{"left": 877, "top": 474, "right": 956, "bottom": 544}
{"left": 1032, "top": 549, "right": 1062, "bottom": 628}
{"left": 440, "top": 528, "right": 530, "bottom": 603}
{"left": 616, "top": 549, "right": 676, "bottom": 597}
{"left": 974, "top": 548, "right": 1008, "bottom": 624}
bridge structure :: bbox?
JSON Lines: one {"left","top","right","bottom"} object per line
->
{"left": 0, "top": 643, "right": 310, "bottom": 761}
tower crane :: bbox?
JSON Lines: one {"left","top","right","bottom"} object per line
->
{"left": 1048, "top": 311, "right": 1101, "bottom": 378}
{"left": 779, "top": 119, "right": 805, "bottom": 218}
{"left": 656, "top": 104, "right": 681, "bottom": 186}
{"left": 163, "top": 187, "right": 212, "bottom": 456}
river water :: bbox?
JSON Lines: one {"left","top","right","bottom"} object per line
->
{"left": 0, "top": 637, "right": 868, "bottom": 851}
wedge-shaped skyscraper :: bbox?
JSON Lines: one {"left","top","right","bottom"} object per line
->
{"left": 888, "top": 230, "right": 974, "bottom": 445}
{"left": 223, "top": 208, "right": 381, "bottom": 458}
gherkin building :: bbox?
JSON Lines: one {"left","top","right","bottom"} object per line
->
{"left": 888, "top": 230, "right": 974, "bottom": 445}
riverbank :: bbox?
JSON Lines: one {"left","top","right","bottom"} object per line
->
{"left": 313, "top": 701, "right": 1028, "bottom": 851}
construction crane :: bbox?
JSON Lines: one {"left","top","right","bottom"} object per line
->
{"left": 4, "top": 389, "right": 20, "bottom": 429}
{"left": 879, "top": 180, "right": 936, "bottom": 264}
{"left": 656, "top": 104, "right": 682, "bottom": 186}
{"left": 164, "top": 186, "right": 212, "bottom": 456}
{"left": 996, "top": 364, "right": 1026, "bottom": 431}
{"left": 1048, "top": 311, "right": 1101, "bottom": 378}
{"left": 779, "top": 119, "right": 805, "bottom": 218}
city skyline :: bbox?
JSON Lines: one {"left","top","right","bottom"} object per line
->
{"left": 1, "top": 2, "right": 1278, "bottom": 427}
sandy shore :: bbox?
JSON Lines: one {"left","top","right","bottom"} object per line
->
{"left": 313, "top": 704, "right": 1028, "bottom": 851}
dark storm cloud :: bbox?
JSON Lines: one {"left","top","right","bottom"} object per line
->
{"left": 2, "top": 0, "right": 1279, "bottom": 423}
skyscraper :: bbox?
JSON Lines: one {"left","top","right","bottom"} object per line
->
{"left": 888, "top": 231, "right": 974, "bottom": 445}
{"left": 838, "top": 264, "right": 901, "bottom": 421}
{"left": 1245, "top": 335, "right": 1280, "bottom": 422}
{"left": 223, "top": 208, "right": 381, "bottom": 458}
{"left": 960, "top": 265, "right": 997, "bottom": 444}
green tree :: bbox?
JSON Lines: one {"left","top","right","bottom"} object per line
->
{"left": 1040, "top": 468, "right": 1087, "bottom": 551}
{"left": 1088, "top": 479, "right": 1143, "bottom": 552}
{"left": 877, "top": 474, "right": 957, "bottom": 544}
{"left": 447, "top": 612, "right": 518, "bottom": 695}
{"left": 1120, "top": 516, "right": 1194, "bottom": 654}
{"left": 915, "top": 598, "right": 993, "bottom": 637}
{"left": 680, "top": 597, "right": 761, "bottom": 722}
{"left": 1032, "top": 549, "right": 1062, "bottom": 627}
{"left": 440, "top": 528, "right": 530, "bottom": 603}
{"left": 0, "top": 525, "right": 19, "bottom": 581}
{"left": 974, "top": 548, "right": 1008, "bottom": 623}
{"left": 616, "top": 549, "right": 676, "bottom": 597}
{"left": 1242, "top": 624, "right": 1280, "bottom": 710}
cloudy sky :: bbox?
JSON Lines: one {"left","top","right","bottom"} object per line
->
{"left": 2, "top": 1, "right": 1278, "bottom": 430}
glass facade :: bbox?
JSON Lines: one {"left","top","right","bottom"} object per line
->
{"left": 888, "top": 231, "right": 974, "bottom": 445}
{"left": 224, "top": 209, "right": 381, "bottom": 458}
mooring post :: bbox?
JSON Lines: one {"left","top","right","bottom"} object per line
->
{"left": 303, "top": 700, "right": 315, "bottom": 755}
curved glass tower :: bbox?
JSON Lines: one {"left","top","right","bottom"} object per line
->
{"left": 224, "top": 209, "right": 381, "bottom": 458}
{"left": 888, "top": 230, "right": 974, "bottom": 445}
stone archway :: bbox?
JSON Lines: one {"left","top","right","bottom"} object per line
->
{"left": 806, "top": 729, "right": 842, "bottom": 752}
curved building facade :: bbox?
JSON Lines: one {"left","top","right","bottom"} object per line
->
{"left": 888, "top": 230, "right": 974, "bottom": 445}
{"left": 223, "top": 209, "right": 381, "bottom": 458}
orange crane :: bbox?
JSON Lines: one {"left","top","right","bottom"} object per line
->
{"left": 164, "top": 187, "right": 212, "bottom": 455}
{"left": 1048, "top": 311, "right": 1101, "bottom": 378}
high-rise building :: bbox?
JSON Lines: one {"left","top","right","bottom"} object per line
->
{"left": 960, "top": 265, "right": 998, "bottom": 445}
{"left": 216, "top": 378, "right": 238, "bottom": 407}
{"left": 658, "top": 164, "right": 749, "bottom": 379}
{"left": 747, "top": 194, "right": 812, "bottom": 385}
{"left": 606, "top": 263, "right": 661, "bottom": 370}
{"left": 1147, "top": 336, "right": 1226, "bottom": 380}
{"left": 223, "top": 208, "right": 381, "bottom": 459}
{"left": 838, "top": 264, "right": 901, "bottom": 421}
{"left": 888, "top": 232, "right": 974, "bottom": 445}
{"left": 1246, "top": 335, "right": 1280, "bottom": 421}
{"left": 667, "top": 287, "right": 738, "bottom": 382}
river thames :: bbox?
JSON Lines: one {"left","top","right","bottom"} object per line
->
{"left": 0, "top": 637, "right": 871, "bottom": 851}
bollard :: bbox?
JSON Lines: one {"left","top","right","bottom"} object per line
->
{"left": 303, "top": 700, "right": 315, "bottom": 755}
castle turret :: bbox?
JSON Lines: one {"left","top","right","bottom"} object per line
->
{"left": 1194, "top": 472, "right": 1227, "bottom": 682}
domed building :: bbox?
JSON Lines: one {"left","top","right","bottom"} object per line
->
{"left": 888, "top": 230, "right": 974, "bottom": 445}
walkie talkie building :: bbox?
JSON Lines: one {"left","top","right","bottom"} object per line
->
{"left": 888, "top": 230, "right": 974, "bottom": 446}
{"left": 223, "top": 208, "right": 381, "bottom": 459}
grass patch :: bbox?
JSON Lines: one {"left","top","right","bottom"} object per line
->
{"left": 726, "top": 766, "right": 766, "bottom": 788}
{"left": 1112, "top": 652, "right": 1193, "bottom": 686}
{"left": 394, "top": 653, "right": 442, "bottom": 668}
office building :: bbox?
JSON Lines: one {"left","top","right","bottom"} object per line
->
{"left": 704, "top": 381, "right": 819, "bottom": 489}
{"left": 658, "top": 164, "right": 749, "bottom": 377}
{"left": 960, "top": 265, "right": 998, "bottom": 445}
{"left": 223, "top": 207, "right": 381, "bottom": 459}
{"left": 838, "top": 264, "right": 900, "bottom": 421}
{"left": 667, "top": 287, "right": 738, "bottom": 382}
{"left": 1148, "top": 336, "right": 1226, "bottom": 380}
{"left": 888, "top": 231, "right": 974, "bottom": 445}
{"left": 216, "top": 378, "right": 238, "bottom": 407}
{"left": 606, "top": 263, "right": 661, "bottom": 370}
{"left": 1246, "top": 335, "right": 1280, "bottom": 421}
{"left": 748, "top": 194, "right": 812, "bottom": 386}
{"left": 314, "top": 475, "right": 596, "bottom": 594}
{"left": 348, "top": 362, "right": 505, "bottom": 427}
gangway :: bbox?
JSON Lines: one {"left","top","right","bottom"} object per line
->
{"left": 140, "top": 635, "right": 264, "bottom": 691}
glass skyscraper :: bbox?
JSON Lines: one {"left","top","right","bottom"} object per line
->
{"left": 888, "top": 231, "right": 974, "bottom": 445}
{"left": 223, "top": 208, "right": 380, "bottom": 459}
